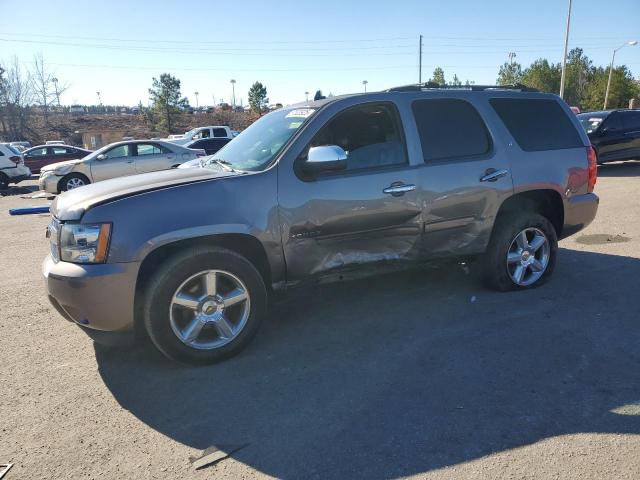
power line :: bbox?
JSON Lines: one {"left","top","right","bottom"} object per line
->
{"left": 1, "top": 31, "right": 636, "bottom": 44}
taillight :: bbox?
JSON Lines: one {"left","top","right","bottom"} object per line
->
{"left": 9, "top": 155, "right": 21, "bottom": 165}
{"left": 587, "top": 145, "right": 597, "bottom": 193}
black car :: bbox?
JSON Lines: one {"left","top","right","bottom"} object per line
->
{"left": 185, "top": 137, "right": 231, "bottom": 155}
{"left": 577, "top": 109, "right": 640, "bottom": 164}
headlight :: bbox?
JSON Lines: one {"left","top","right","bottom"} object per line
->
{"left": 54, "top": 164, "right": 75, "bottom": 175}
{"left": 59, "top": 223, "right": 112, "bottom": 263}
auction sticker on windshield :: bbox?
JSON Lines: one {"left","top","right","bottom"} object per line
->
{"left": 286, "top": 108, "right": 315, "bottom": 118}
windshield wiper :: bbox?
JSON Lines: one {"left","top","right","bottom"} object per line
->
{"left": 214, "top": 159, "right": 235, "bottom": 172}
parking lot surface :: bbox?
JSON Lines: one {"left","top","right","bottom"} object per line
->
{"left": 2, "top": 164, "right": 640, "bottom": 479}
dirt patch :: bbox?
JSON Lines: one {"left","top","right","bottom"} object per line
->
{"left": 575, "top": 233, "right": 631, "bottom": 245}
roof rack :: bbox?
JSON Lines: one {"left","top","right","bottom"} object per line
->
{"left": 387, "top": 83, "right": 539, "bottom": 93}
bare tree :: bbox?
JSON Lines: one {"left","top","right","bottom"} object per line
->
{"left": 0, "top": 57, "right": 34, "bottom": 140}
{"left": 30, "top": 53, "right": 68, "bottom": 121}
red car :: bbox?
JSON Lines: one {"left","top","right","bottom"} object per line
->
{"left": 23, "top": 144, "right": 92, "bottom": 173}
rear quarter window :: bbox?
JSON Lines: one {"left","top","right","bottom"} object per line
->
{"left": 412, "top": 99, "right": 491, "bottom": 162}
{"left": 490, "top": 98, "right": 583, "bottom": 151}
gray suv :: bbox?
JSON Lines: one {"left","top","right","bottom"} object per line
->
{"left": 44, "top": 85, "right": 599, "bottom": 365}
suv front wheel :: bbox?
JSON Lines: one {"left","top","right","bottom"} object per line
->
{"left": 483, "top": 212, "right": 558, "bottom": 291}
{"left": 143, "top": 246, "right": 267, "bottom": 365}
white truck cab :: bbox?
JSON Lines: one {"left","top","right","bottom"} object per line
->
{"left": 165, "top": 126, "right": 236, "bottom": 145}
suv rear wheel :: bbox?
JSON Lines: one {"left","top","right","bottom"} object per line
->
{"left": 143, "top": 246, "right": 267, "bottom": 365}
{"left": 483, "top": 212, "right": 557, "bottom": 291}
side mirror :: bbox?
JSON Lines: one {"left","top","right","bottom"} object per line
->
{"left": 600, "top": 127, "right": 616, "bottom": 136}
{"left": 96, "top": 153, "right": 107, "bottom": 160}
{"left": 304, "top": 145, "right": 347, "bottom": 174}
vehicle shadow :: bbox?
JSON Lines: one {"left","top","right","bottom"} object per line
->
{"left": 0, "top": 185, "right": 39, "bottom": 197}
{"left": 95, "top": 248, "right": 640, "bottom": 479}
{"left": 597, "top": 160, "right": 640, "bottom": 177}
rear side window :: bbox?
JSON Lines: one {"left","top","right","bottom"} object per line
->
{"left": 621, "top": 111, "right": 640, "bottom": 131}
{"left": 213, "top": 128, "right": 228, "bottom": 137}
{"left": 490, "top": 98, "right": 582, "bottom": 151}
{"left": 412, "top": 99, "right": 491, "bottom": 162}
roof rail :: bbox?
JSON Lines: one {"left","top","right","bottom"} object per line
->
{"left": 387, "top": 83, "right": 539, "bottom": 93}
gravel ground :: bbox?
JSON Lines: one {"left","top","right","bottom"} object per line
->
{"left": 1, "top": 164, "right": 640, "bottom": 479}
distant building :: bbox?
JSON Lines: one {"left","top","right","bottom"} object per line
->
{"left": 81, "top": 131, "right": 126, "bottom": 150}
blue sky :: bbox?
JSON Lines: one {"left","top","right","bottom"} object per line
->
{"left": 1, "top": 0, "right": 638, "bottom": 106}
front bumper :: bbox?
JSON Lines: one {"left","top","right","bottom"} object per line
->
{"left": 39, "top": 173, "right": 63, "bottom": 194}
{"left": 43, "top": 255, "right": 140, "bottom": 345}
{"left": 560, "top": 192, "right": 599, "bottom": 239}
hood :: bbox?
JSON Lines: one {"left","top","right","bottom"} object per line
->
{"left": 51, "top": 166, "right": 238, "bottom": 221}
{"left": 41, "top": 158, "right": 84, "bottom": 172}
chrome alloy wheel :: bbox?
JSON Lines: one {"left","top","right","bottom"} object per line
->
{"left": 506, "top": 227, "right": 550, "bottom": 287}
{"left": 66, "top": 177, "right": 86, "bottom": 189}
{"left": 169, "top": 269, "right": 250, "bottom": 349}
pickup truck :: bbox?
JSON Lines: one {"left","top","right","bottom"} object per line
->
{"left": 165, "top": 126, "right": 236, "bottom": 146}
{"left": 43, "top": 85, "right": 598, "bottom": 365}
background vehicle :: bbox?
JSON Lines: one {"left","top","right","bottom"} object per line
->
{"left": 0, "top": 143, "right": 31, "bottom": 189}
{"left": 577, "top": 109, "right": 640, "bottom": 164}
{"left": 165, "top": 126, "right": 234, "bottom": 145}
{"left": 39, "top": 139, "right": 205, "bottom": 193}
{"left": 10, "top": 141, "right": 32, "bottom": 152}
{"left": 23, "top": 144, "right": 92, "bottom": 173}
{"left": 184, "top": 137, "right": 231, "bottom": 155}
{"left": 44, "top": 86, "right": 598, "bottom": 365}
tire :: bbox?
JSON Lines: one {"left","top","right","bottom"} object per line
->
{"left": 482, "top": 212, "right": 557, "bottom": 291}
{"left": 143, "top": 246, "right": 267, "bottom": 365}
{"left": 0, "top": 172, "right": 9, "bottom": 190}
{"left": 59, "top": 173, "right": 90, "bottom": 192}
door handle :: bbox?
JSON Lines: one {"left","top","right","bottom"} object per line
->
{"left": 480, "top": 168, "right": 509, "bottom": 182}
{"left": 383, "top": 183, "right": 416, "bottom": 196}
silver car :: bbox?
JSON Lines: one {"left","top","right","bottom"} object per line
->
{"left": 39, "top": 140, "right": 206, "bottom": 193}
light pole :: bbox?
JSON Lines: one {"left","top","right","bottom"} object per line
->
{"left": 52, "top": 77, "right": 60, "bottom": 108}
{"left": 363, "top": 80, "right": 368, "bottom": 93}
{"left": 194, "top": 91, "right": 199, "bottom": 108}
{"left": 230, "top": 79, "right": 236, "bottom": 108}
{"left": 305, "top": 91, "right": 309, "bottom": 102}
{"left": 96, "top": 91, "right": 102, "bottom": 112}
{"left": 604, "top": 40, "right": 638, "bottom": 110}
{"left": 559, "top": 0, "right": 572, "bottom": 99}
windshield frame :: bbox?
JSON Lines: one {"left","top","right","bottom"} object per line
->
{"left": 203, "top": 106, "right": 318, "bottom": 173}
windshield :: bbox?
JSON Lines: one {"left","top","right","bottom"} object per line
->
{"left": 577, "top": 113, "right": 607, "bottom": 134}
{"left": 202, "top": 107, "right": 316, "bottom": 172}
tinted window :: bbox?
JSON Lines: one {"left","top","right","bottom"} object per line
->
{"left": 309, "top": 102, "right": 406, "bottom": 172}
{"left": 490, "top": 98, "right": 582, "bottom": 151}
{"left": 105, "top": 145, "right": 131, "bottom": 159}
{"left": 621, "top": 111, "right": 640, "bottom": 131}
{"left": 136, "top": 143, "right": 163, "bottom": 156}
{"left": 28, "top": 147, "right": 48, "bottom": 156}
{"left": 213, "top": 128, "right": 228, "bottom": 137}
{"left": 604, "top": 113, "right": 623, "bottom": 131}
{"left": 412, "top": 99, "right": 490, "bottom": 161}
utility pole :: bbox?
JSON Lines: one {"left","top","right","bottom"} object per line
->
{"left": 305, "top": 91, "right": 309, "bottom": 102}
{"left": 96, "top": 91, "right": 102, "bottom": 113}
{"left": 559, "top": 0, "right": 572, "bottom": 99}
{"left": 194, "top": 91, "right": 199, "bottom": 108}
{"left": 418, "top": 34, "right": 423, "bottom": 84}
{"left": 230, "top": 79, "right": 236, "bottom": 108}
{"left": 362, "top": 80, "right": 368, "bottom": 93}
